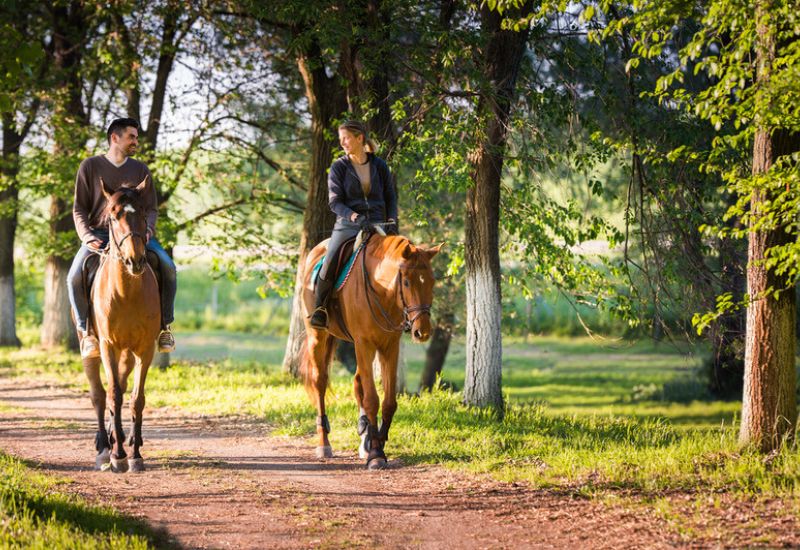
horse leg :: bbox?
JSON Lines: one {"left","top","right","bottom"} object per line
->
{"left": 83, "top": 355, "right": 110, "bottom": 470}
{"left": 375, "top": 340, "right": 400, "bottom": 462}
{"left": 353, "top": 371, "right": 370, "bottom": 459}
{"left": 306, "top": 331, "right": 335, "bottom": 458}
{"left": 101, "top": 343, "right": 128, "bottom": 473}
{"left": 127, "top": 349, "right": 152, "bottom": 473}
{"left": 354, "top": 340, "right": 385, "bottom": 469}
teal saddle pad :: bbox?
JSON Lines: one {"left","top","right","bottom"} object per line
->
{"left": 311, "top": 248, "right": 359, "bottom": 291}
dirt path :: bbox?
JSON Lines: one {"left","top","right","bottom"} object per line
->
{"left": 0, "top": 377, "right": 796, "bottom": 549}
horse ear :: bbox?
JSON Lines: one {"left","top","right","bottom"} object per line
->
{"left": 401, "top": 244, "right": 414, "bottom": 260}
{"left": 426, "top": 242, "right": 445, "bottom": 259}
{"left": 135, "top": 175, "right": 149, "bottom": 194}
{"left": 100, "top": 177, "right": 114, "bottom": 201}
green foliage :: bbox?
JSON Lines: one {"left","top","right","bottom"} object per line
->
{"left": 0, "top": 451, "right": 159, "bottom": 549}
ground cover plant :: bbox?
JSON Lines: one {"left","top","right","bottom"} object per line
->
{"left": 2, "top": 335, "right": 797, "bottom": 499}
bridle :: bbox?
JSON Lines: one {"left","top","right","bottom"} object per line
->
{"left": 362, "top": 249, "right": 432, "bottom": 333}
{"left": 105, "top": 207, "right": 147, "bottom": 268}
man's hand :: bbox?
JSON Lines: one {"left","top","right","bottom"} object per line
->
{"left": 86, "top": 239, "right": 103, "bottom": 251}
{"left": 350, "top": 212, "right": 360, "bottom": 223}
{"left": 385, "top": 219, "right": 399, "bottom": 236}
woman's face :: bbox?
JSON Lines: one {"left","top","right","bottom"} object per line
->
{"left": 339, "top": 129, "right": 364, "bottom": 155}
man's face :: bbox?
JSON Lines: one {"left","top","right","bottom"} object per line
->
{"left": 113, "top": 127, "right": 138, "bottom": 156}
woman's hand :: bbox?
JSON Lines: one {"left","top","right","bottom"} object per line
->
{"left": 350, "top": 212, "right": 360, "bottom": 222}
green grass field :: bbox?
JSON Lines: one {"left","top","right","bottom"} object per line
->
{"left": 2, "top": 333, "right": 796, "bottom": 500}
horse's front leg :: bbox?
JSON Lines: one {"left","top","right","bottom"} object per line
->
{"left": 83, "top": 354, "right": 110, "bottom": 470}
{"left": 127, "top": 348, "right": 153, "bottom": 472}
{"left": 101, "top": 342, "right": 128, "bottom": 473}
{"left": 354, "top": 340, "right": 385, "bottom": 469}
{"left": 376, "top": 339, "right": 400, "bottom": 460}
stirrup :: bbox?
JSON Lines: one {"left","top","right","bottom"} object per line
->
{"left": 309, "top": 307, "right": 329, "bottom": 329}
{"left": 157, "top": 327, "right": 175, "bottom": 353}
{"left": 80, "top": 334, "right": 100, "bottom": 359}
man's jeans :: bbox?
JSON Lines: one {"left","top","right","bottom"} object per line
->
{"left": 67, "top": 231, "right": 177, "bottom": 332}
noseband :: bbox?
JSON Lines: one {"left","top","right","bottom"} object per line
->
{"left": 362, "top": 250, "right": 432, "bottom": 333}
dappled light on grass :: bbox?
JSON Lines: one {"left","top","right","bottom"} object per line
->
{"left": 3, "top": 337, "right": 799, "bottom": 496}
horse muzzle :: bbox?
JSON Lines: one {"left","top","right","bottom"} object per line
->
{"left": 125, "top": 256, "right": 147, "bottom": 276}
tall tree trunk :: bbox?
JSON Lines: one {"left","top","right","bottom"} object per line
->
{"left": 0, "top": 119, "right": 22, "bottom": 347}
{"left": 41, "top": 2, "right": 87, "bottom": 350}
{"left": 282, "top": 41, "right": 346, "bottom": 376}
{"left": 739, "top": 5, "right": 799, "bottom": 450}
{"left": 463, "top": 3, "right": 532, "bottom": 413}
{"left": 740, "top": 126, "right": 799, "bottom": 450}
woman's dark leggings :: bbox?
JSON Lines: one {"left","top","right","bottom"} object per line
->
{"left": 318, "top": 221, "right": 361, "bottom": 282}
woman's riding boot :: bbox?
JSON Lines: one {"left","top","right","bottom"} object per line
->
{"left": 309, "top": 277, "right": 334, "bottom": 329}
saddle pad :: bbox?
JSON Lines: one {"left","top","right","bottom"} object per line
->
{"left": 312, "top": 245, "right": 362, "bottom": 292}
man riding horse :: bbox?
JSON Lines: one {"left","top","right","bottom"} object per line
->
{"left": 68, "top": 118, "right": 177, "bottom": 358}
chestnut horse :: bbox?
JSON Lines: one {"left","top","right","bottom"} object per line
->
{"left": 301, "top": 232, "right": 441, "bottom": 469}
{"left": 79, "top": 177, "right": 161, "bottom": 473}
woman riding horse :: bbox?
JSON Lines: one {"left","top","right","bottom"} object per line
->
{"left": 308, "top": 120, "right": 398, "bottom": 329}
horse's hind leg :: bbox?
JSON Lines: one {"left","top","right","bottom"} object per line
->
{"left": 306, "top": 331, "right": 336, "bottom": 458}
{"left": 83, "top": 355, "right": 110, "bottom": 470}
{"left": 127, "top": 349, "right": 152, "bottom": 473}
{"left": 101, "top": 344, "right": 128, "bottom": 472}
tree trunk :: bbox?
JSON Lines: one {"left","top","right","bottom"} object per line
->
{"left": 41, "top": 3, "right": 88, "bottom": 350}
{"left": 420, "top": 314, "right": 454, "bottom": 392}
{"left": 281, "top": 41, "right": 346, "bottom": 376}
{"left": 463, "top": 3, "right": 532, "bottom": 414}
{"left": 738, "top": 2, "right": 799, "bottom": 451}
{"left": 739, "top": 125, "right": 800, "bottom": 451}
{"left": 0, "top": 120, "right": 21, "bottom": 347}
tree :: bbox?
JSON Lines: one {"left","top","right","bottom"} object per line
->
{"left": 463, "top": 1, "right": 534, "bottom": 413}
{"left": 0, "top": 5, "right": 45, "bottom": 346}
{"left": 605, "top": 0, "right": 800, "bottom": 450}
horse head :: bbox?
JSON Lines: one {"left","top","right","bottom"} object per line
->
{"left": 396, "top": 241, "right": 443, "bottom": 343}
{"left": 100, "top": 176, "right": 150, "bottom": 276}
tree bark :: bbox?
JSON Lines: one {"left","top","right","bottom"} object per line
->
{"left": 463, "top": 3, "right": 532, "bottom": 414}
{"left": 740, "top": 126, "right": 799, "bottom": 451}
{"left": 281, "top": 39, "right": 346, "bottom": 376}
{"left": 0, "top": 118, "right": 22, "bottom": 347}
{"left": 41, "top": 2, "right": 88, "bottom": 350}
{"left": 739, "top": 4, "right": 799, "bottom": 450}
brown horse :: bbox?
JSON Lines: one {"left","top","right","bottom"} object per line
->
{"left": 79, "top": 177, "right": 161, "bottom": 473}
{"left": 301, "top": 232, "right": 442, "bottom": 469}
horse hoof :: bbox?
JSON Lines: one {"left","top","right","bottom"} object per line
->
{"left": 110, "top": 455, "right": 129, "bottom": 473}
{"left": 367, "top": 457, "right": 388, "bottom": 471}
{"left": 95, "top": 449, "right": 111, "bottom": 471}
{"left": 315, "top": 446, "right": 333, "bottom": 459}
{"left": 128, "top": 458, "right": 145, "bottom": 473}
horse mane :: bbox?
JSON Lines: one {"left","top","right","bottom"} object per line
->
{"left": 371, "top": 235, "right": 430, "bottom": 269}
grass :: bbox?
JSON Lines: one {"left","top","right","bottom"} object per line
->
{"left": 1, "top": 334, "right": 798, "bottom": 499}
{"left": 0, "top": 451, "right": 166, "bottom": 549}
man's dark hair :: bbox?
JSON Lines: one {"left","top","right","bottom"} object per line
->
{"left": 106, "top": 118, "right": 140, "bottom": 144}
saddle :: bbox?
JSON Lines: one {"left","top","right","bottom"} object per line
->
{"left": 311, "top": 238, "right": 359, "bottom": 292}
{"left": 83, "top": 250, "right": 163, "bottom": 326}
{"left": 311, "top": 237, "right": 367, "bottom": 343}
